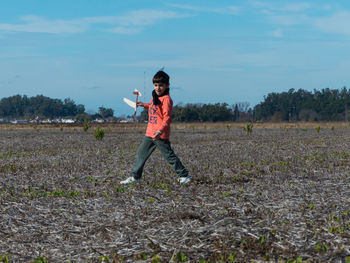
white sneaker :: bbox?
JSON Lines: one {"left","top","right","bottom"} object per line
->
{"left": 178, "top": 176, "right": 191, "bottom": 184}
{"left": 120, "top": 177, "right": 137, "bottom": 184}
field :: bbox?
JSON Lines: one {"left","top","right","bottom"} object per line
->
{"left": 0, "top": 123, "right": 350, "bottom": 262}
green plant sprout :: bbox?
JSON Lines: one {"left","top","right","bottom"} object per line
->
{"left": 244, "top": 123, "right": 253, "bottom": 135}
{"left": 94, "top": 127, "right": 105, "bottom": 140}
{"left": 83, "top": 118, "right": 89, "bottom": 132}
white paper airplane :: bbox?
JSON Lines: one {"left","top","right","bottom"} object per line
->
{"left": 123, "top": 89, "right": 143, "bottom": 120}
{"left": 123, "top": 97, "right": 136, "bottom": 109}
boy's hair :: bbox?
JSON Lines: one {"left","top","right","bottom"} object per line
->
{"left": 153, "top": 70, "right": 170, "bottom": 85}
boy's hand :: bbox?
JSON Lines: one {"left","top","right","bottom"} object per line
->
{"left": 136, "top": 101, "right": 144, "bottom": 107}
{"left": 152, "top": 131, "right": 162, "bottom": 141}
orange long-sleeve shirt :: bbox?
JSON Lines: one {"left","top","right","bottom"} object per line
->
{"left": 144, "top": 94, "right": 173, "bottom": 139}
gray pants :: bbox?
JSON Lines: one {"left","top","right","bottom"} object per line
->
{"left": 132, "top": 136, "right": 188, "bottom": 179}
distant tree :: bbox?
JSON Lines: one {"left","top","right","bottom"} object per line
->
{"left": 63, "top": 98, "right": 77, "bottom": 116}
{"left": 91, "top": 113, "right": 101, "bottom": 120}
{"left": 75, "top": 113, "right": 89, "bottom": 123}
{"left": 233, "top": 104, "right": 239, "bottom": 122}
{"left": 236, "top": 102, "right": 250, "bottom": 113}
{"left": 98, "top": 106, "right": 114, "bottom": 118}
{"left": 253, "top": 87, "right": 350, "bottom": 122}
{"left": 172, "top": 103, "right": 234, "bottom": 122}
{"left": 76, "top": 104, "right": 85, "bottom": 115}
{"left": 0, "top": 94, "right": 86, "bottom": 119}
{"left": 299, "top": 109, "right": 318, "bottom": 121}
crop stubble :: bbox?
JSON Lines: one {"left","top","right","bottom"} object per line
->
{"left": 0, "top": 125, "right": 349, "bottom": 262}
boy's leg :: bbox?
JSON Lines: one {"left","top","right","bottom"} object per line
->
{"left": 155, "top": 139, "right": 189, "bottom": 177}
{"left": 132, "top": 137, "right": 156, "bottom": 179}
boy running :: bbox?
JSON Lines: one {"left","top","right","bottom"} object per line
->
{"left": 120, "top": 70, "right": 191, "bottom": 184}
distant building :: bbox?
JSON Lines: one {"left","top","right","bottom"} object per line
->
{"left": 10, "top": 120, "right": 28, "bottom": 124}
{"left": 92, "top": 119, "right": 105, "bottom": 123}
{"left": 61, "top": 119, "right": 75, "bottom": 124}
{"left": 41, "top": 119, "right": 52, "bottom": 124}
{"left": 0, "top": 118, "right": 9, "bottom": 123}
{"left": 119, "top": 118, "right": 134, "bottom": 123}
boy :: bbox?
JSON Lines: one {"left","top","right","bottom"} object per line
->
{"left": 120, "top": 70, "right": 191, "bottom": 184}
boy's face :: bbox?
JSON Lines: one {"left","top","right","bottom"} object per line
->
{"left": 153, "top": 82, "right": 169, "bottom": 96}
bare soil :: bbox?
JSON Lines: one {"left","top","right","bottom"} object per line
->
{"left": 0, "top": 124, "right": 349, "bottom": 262}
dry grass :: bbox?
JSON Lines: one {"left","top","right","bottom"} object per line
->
{"left": 0, "top": 124, "right": 350, "bottom": 262}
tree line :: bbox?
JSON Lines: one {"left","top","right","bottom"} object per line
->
{"left": 140, "top": 87, "right": 350, "bottom": 122}
{"left": 253, "top": 87, "right": 350, "bottom": 122}
{"left": 2, "top": 87, "right": 350, "bottom": 122}
{"left": 0, "top": 95, "right": 114, "bottom": 120}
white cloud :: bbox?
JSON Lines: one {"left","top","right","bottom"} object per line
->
{"left": 268, "top": 14, "right": 309, "bottom": 26}
{"left": 320, "top": 5, "right": 332, "bottom": 11}
{"left": 313, "top": 11, "right": 350, "bottom": 35}
{"left": 251, "top": 1, "right": 312, "bottom": 12}
{"left": 0, "top": 9, "right": 188, "bottom": 35}
{"left": 250, "top": 1, "right": 313, "bottom": 27}
{"left": 266, "top": 11, "right": 350, "bottom": 36}
{"left": 115, "top": 9, "right": 187, "bottom": 26}
{"left": 108, "top": 27, "right": 141, "bottom": 35}
{"left": 251, "top": 1, "right": 350, "bottom": 36}
{"left": 168, "top": 3, "right": 240, "bottom": 15}
{"left": 107, "top": 59, "right": 241, "bottom": 72}
{"left": 271, "top": 28, "right": 283, "bottom": 38}
{"left": 0, "top": 15, "right": 88, "bottom": 34}
{"left": 281, "top": 3, "right": 312, "bottom": 12}
{"left": 85, "top": 9, "right": 187, "bottom": 26}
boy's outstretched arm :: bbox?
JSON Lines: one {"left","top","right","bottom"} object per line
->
{"left": 137, "top": 102, "right": 149, "bottom": 109}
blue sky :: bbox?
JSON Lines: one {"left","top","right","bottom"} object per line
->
{"left": 1, "top": 1, "right": 350, "bottom": 116}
